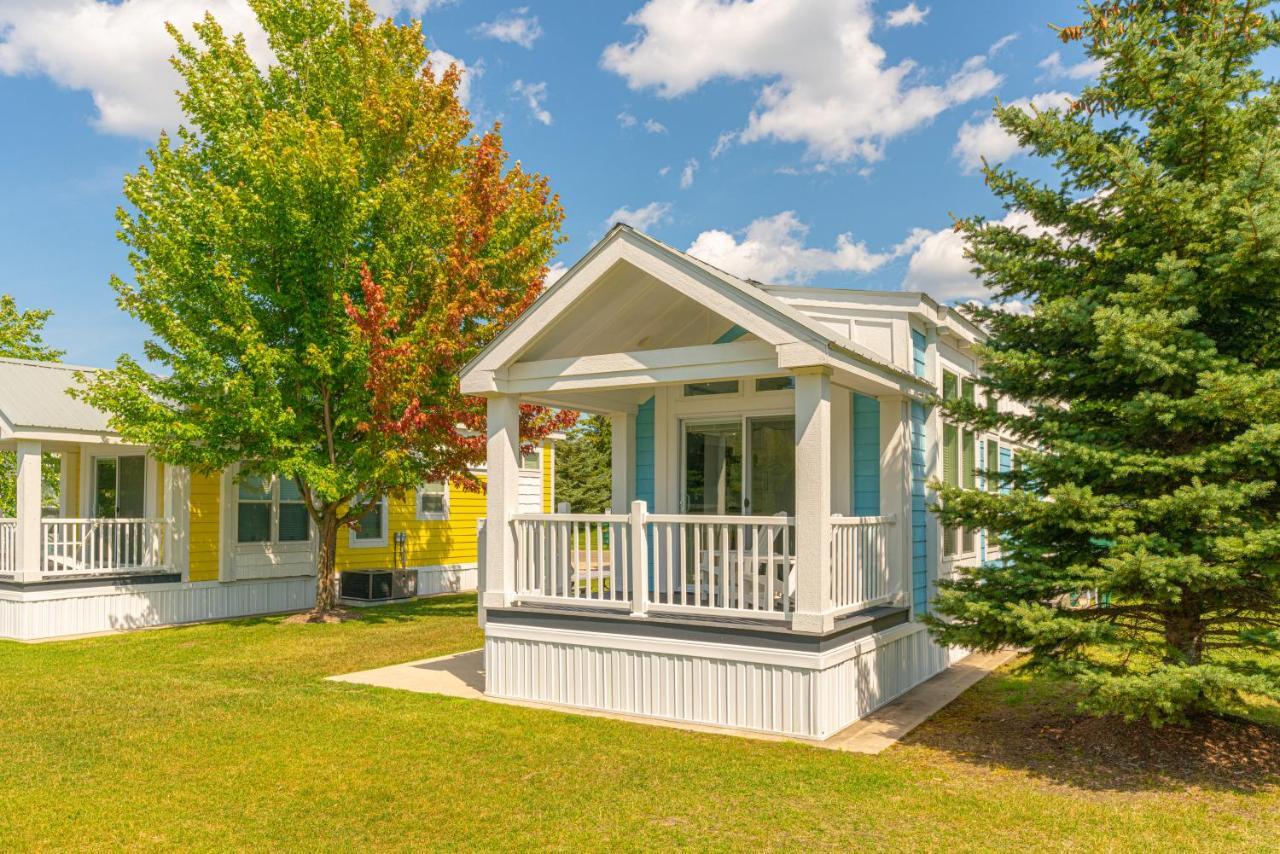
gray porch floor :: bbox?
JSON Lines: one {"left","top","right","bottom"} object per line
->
{"left": 327, "top": 646, "right": 1017, "bottom": 753}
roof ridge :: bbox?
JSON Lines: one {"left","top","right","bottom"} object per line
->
{"left": 0, "top": 356, "right": 101, "bottom": 373}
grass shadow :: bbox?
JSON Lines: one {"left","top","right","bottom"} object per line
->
{"left": 902, "top": 659, "right": 1280, "bottom": 795}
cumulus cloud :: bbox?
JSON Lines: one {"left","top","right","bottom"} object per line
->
{"left": 679, "top": 158, "right": 699, "bottom": 189}
{"left": 545, "top": 262, "right": 569, "bottom": 285}
{"left": 885, "top": 3, "right": 929, "bottom": 27}
{"left": 618, "top": 111, "right": 666, "bottom": 133}
{"left": 601, "top": 0, "right": 1001, "bottom": 164}
{"left": 642, "top": 117, "right": 667, "bottom": 134}
{"left": 511, "top": 79, "right": 551, "bottom": 125}
{"left": 0, "top": 0, "right": 466, "bottom": 138}
{"left": 606, "top": 201, "right": 672, "bottom": 232}
{"left": 426, "top": 48, "right": 476, "bottom": 106}
{"left": 902, "top": 210, "right": 1051, "bottom": 301}
{"left": 1038, "top": 50, "right": 1105, "bottom": 81}
{"left": 473, "top": 7, "right": 542, "bottom": 49}
{"left": 687, "top": 211, "right": 925, "bottom": 284}
{"left": 953, "top": 90, "right": 1073, "bottom": 173}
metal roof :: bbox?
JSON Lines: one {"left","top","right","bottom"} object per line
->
{"left": 0, "top": 358, "right": 114, "bottom": 435}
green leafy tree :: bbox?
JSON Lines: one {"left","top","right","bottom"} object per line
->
{"left": 555, "top": 415, "right": 612, "bottom": 513}
{"left": 81, "top": 0, "right": 569, "bottom": 614}
{"left": 931, "top": 0, "right": 1280, "bottom": 724}
{"left": 0, "top": 296, "right": 64, "bottom": 517}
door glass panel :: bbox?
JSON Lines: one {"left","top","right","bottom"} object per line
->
{"left": 94, "top": 458, "right": 117, "bottom": 518}
{"left": 683, "top": 421, "right": 743, "bottom": 514}
{"left": 748, "top": 416, "right": 795, "bottom": 516}
{"left": 117, "top": 456, "right": 146, "bottom": 518}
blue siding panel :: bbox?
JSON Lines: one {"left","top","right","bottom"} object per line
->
{"left": 911, "top": 329, "right": 927, "bottom": 378}
{"left": 852, "top": 393, "right": 880, "bottom": 516}
{"left": 977, "top": 439, "right": 986, "bottom": 563}
{"left": 714, "top": 325, "right": 747, "bottom": 344}
{"left": 634, "top": 397, "right": 655, "bottom": 508}
{"left": 910, "top": 401, "right": 929, "bottom": 615}
{"left": 999, "top": 445, "right": 1012, "bottom": 495}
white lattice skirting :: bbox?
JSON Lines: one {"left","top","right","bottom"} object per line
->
{"left": 484, "top": 620, "right": 964, "bottom": 740}
{"left": 0, "top": 576, "right": 316, "bottom": 641}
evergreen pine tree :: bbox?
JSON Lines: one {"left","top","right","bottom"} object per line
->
{"left": 555, "top": 415, "right": 612, "bottom": 513}
{"left": 931, "top": 0, "right": 1280, "bottom": 724}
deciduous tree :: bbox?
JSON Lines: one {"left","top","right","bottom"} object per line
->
{"left": 82, "top": 0, "right": 571, "bottom": 615}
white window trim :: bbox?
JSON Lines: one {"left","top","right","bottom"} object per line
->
{"left": 231, "top": 470, "right": 313, "bottom": 554}
{"left": 416, "top": 480, "right": 451, "bottom": 522}
{"left": 349, "top": 495, "right": 389, "bottom": 548}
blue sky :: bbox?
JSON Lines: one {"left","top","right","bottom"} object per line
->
{"left": 0, "top": 0, "right": 1105, "bottom": 366}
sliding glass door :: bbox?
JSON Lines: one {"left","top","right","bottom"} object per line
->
{"left": 682, "top": 416, "right": 794, "bottom": 516}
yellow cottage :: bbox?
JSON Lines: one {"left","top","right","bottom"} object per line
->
{"left": 0, "top": 357, "right": 557, "bottom": 641}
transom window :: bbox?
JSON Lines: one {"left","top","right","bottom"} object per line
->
{"left": 237, "top": 474, "right": 310, "bottom": 544}
{"left": 754, "top": 375, "right": 795, "bottom": 392}
{"left": 683, "top": 380, "right": 739, "bottom": 397}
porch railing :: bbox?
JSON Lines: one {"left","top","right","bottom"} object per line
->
{"left": 0, "top": 518, "right": 15, "bottom": 576}
{"left": 830, "top": 515, "right": 897, "bottom": 614}
{"left": 509, "top": 508, "right": 895, "bottom": 622}
{"left": 40, "top": 518, "right": 173, "bottom": 578}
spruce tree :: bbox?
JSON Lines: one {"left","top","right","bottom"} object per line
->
{"left": 554, "top": 415, "right": 612, "bottom": 513}
{"left": 931, "top": 0, "right": 1280, "bottom": 724}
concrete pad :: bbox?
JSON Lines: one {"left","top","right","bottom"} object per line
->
{"left": 822, "top": 648, "right": 1018, "bottom": 754}
{"left": 328, "top": 646, "right": 1017, "bottom": 752}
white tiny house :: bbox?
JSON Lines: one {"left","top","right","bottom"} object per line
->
{"left": 461, "top": 224, "right": 1020, "bottom": 739}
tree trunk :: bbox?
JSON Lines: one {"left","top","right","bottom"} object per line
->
{"left": 314, "top": 510, "right": 341, "bottom": 614}
{"left": 1164, "top": 604, "right": 1206, "bottom": 666}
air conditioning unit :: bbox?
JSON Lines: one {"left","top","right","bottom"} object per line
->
{"left": 340, "top": 569, "right": 416, "bottom": 604}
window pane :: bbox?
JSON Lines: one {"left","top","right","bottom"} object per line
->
{"left": 278, "top": 503, "right": 310, "bottom": 542}
{"left": 237, "top": 503, "right": 271, "bottom": 543}
{"left": 962, "top": 431, "right": 976, "bottom": 490}
{"left": 942, "top": 371, "right": 958, "bottom": 400}
{"left": 117, "top": 456, "right": 146, "bottom": 518}
{"left": 755, "top": 376, "right": 794, "bottom": 392}
{"left": 355, "top": 502, "right": 383, "bottom": 540}
{"left": 238, "top": 474, "right": 270, "bottom": 500}
{"left": 94, "top": 457, "right": 117, "bottom": 518}
{"left": 420, "top": 493, "right": 445, "bottom": 515}
{"left": 521, "top": 452, "right": 539, "bottom": 469}
{"left": 683, "top": 380, "right": 739, "bottom": 396}
{"left": 943, "top": 424, "right": 959, "bottom": 487}
{"left": 279, "top": 477, "right": 304, "bottom": 502}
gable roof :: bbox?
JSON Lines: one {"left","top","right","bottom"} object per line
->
{"left": 0, "top": 358, "right": 113, "bottom": 436}
{"left": 461, "top": 224, "right": 930, "bottom": 391}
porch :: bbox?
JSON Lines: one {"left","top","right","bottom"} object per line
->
{"left": 0, "top": 437, "right": 177, "bottom": 584}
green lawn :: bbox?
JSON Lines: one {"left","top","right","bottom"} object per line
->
{"left": 0, "top": 595, "right": 1276, "bottom": 851}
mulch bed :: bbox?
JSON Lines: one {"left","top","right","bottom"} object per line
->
{"left": 903, "top": 673, "right": 1280, "bottom": 793}
{"left": 282, "top": 608, "right": 364, "bottom": 625}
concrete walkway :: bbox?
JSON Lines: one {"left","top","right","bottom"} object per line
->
{"left": 328, "top": 647, "right": 1017, "bottom": 753}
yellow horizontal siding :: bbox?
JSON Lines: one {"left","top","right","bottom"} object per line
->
{"left": 335, "top": 476, "right": 487, "bottom": 571}
{"left": 542, "top": 442, "right": 554, "bottom": 513}
{"left": 188, "top": 472, "right": 221, "bottom": 581}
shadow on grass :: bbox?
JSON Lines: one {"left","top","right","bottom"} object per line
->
{"left": 210, "top": 592, "right": 480, "bottom": 632}
{"left": 903, "top": 661, "right": 1280, "bottom": 795}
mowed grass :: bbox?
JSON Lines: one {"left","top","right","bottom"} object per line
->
{"left": 0, "top": 595, "right": 1276, "bottom": 852}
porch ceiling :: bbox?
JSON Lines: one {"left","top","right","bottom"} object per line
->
{"left": 518, "top": 262, "right": 748, "bottom": 363}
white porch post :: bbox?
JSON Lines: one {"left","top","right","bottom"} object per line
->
{"left": 882, "top": 396, "right": 912, "bottom": 605}
{"left": 484, "top": 394, "right": 521, "bottom": 609}
{"left": 15, "top": 439, "right": 43, "bottom": 582}
{"left": 166, "top": 464, "right": 191, "bottom": 579}
{"left": 792, "top": 368, "right": 833, "bottom": 634}
{"left": 610, "top": 412, "right": 635, "bottom": 513}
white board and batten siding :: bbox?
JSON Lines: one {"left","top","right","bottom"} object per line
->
{"left": 484, "top": 621, "right": 961, "bottom": 740}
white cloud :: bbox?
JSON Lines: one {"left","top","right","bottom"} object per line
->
{"left": 687, "top": 211, "right": 923, "bottom": 285}
{"left": 902, "top": 210, "right": 1051, "bottom": 301}
{"left": 952, "top": 91, "right": 1072, "bottom": 173}
{"left": 606, "top": 201, "right": 672, "bottom": 231}
{"left": 368, "top": 0, "right": 457, "bottom": 15}
{"left": 545, "top": 262, "right": 569, "bottom": 285}
{"left": 885, "top": 3, "right": 928, "bottom": 27}
{"left": 679, "top": 158, "right": 699, "bottom": 189}
{"left": 473, "top": 7, "right": 542, "bottom": 49}
{"left": 426, "top": 49, "right": 476, "bottom": 106}
{"left": 602, "top": 0, "right": 1001, "bottom": 164}
{"left": 0, "top": 0, "right": 466, "bottom": 138}
{"left": 657, "top": 165, "right": 671, "bottom": 176}
{"left": 618, "top": 111, "right": 666, "bottom": 133}
{"left": 710, "top": 130, "right": 737, "bottom": 158}
{"left": 1038, "top": 50, "right": 1104, "bottom": 81}
{"left": 511, "top": 79, "right": 552, "bottom": 125}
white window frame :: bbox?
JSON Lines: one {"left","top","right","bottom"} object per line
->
{"left": 232, "top": 472, "right": 313, "bottom": 552}
{"left": 416, "top": 480, "right": 450, "bottom": 521}
{"left": 349, "top": 495, "right": 389, "bottom": 548}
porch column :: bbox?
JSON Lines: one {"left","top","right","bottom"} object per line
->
{"left": 609, "top": 412, "right": 635, "bottom": 513}
{"left": 15, "top": 440, "right": 43, "bottom": 582}
{"left": 792, "top": 368, "right": 833, "bottom": 634}
{"left": 166, "top": 464, "right": 191, "bottom": 580}
{"left": 483, "top": 394, "right": 521, "bottom": 609}
{"left": 881, "top": 396, "right": 912, "bottom": 606}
